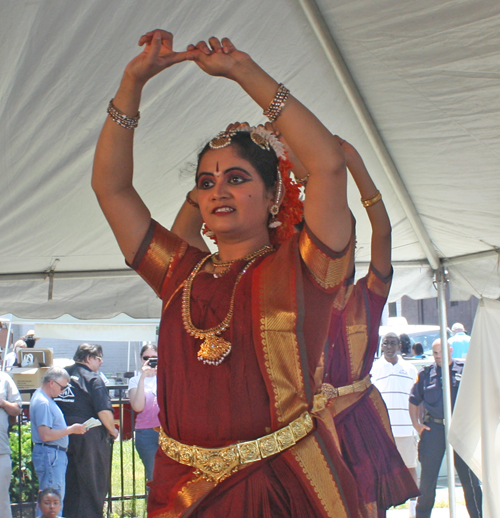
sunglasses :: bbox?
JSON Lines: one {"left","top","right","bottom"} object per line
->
{"left": 142, "top": 356, "right": 158, "bottom": 361}
{"left": 54, "top": 380, "right": 70, "bottom": 391}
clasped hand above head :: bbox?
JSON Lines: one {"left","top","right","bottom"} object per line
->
{"left": 125, "top": 29, "right": 251, "bottom": 86}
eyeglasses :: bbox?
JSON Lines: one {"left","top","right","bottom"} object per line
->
{"left": 54, "top": 380, "right": 69, "bottom": 391}
{"left": 142, "top": 356, "right": 158, "bottom": 361}
{"left": 94, "top": 356, "right": 103, "bottom": 362}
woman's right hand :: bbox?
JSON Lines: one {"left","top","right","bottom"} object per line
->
{"left": 124, "top": 30, "right": 196, "bottom": 85}
{"left": 141, "top": 360, "right": 157, "bottom": 378}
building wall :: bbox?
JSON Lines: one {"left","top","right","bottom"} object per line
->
{"left": 401, "top": 294, "right": 479, "bottom": 333}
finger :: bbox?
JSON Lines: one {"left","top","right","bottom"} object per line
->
{"left": 221, "top": 37, "right": 236, "bottom": 53}
{"left": 148, "top": 30, "right": 163, "bottom": 58}
{"left": 208, "top": 36, "right": 222, "bottom": 53}
{"left": 186, "top": 44, "right": 196, "bottom": 51}
{"left": 173, "top": 49, "right": 200, "bottom": 64}
{"left": 196, "top": 40, "right": 212, "bottom": 55}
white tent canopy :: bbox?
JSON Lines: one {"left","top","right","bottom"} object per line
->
{"left": 1, "top": 0, "right": 499, "bottom": 319}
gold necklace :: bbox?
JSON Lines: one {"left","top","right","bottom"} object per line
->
{"left": 182, "top": 245, "right": 274, "bottom": 365}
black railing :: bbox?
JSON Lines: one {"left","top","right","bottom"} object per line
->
{"left": 10, "top": 385, "right": 147, "bottom": 518}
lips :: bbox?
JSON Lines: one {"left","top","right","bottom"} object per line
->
{"left": 213, "top": 206, "right": 235, "bottom": 214}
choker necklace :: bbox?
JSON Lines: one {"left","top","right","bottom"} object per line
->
{"left": 182, "top": 245, "right": 274, "bottom": 365}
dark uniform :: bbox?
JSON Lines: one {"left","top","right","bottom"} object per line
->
{"left": 410, "top": 360, "right": 482, "bottom": 518}
{"left": 55, "top": 363, "right": 113, "bottom": 518}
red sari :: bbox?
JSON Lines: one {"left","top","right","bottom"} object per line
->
{"left": 324, "top": 267, "right": 419, "bottom": 517}
{"left": 131, "top": 219, "right": 360, "bottom": 518}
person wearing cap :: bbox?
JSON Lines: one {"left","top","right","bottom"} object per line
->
{"left": 449, "top": 323, "right": 471, "bottom": 359}
{"left": 22, "top": 330, "right": 40, "bottom": 349}
{"left": 409, "top": 339, "right": 482, "bottom": 518}
{"left": 30, "top": 367, "right": 86, "bottom": 516}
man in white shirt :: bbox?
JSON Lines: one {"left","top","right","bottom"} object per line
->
{"left": 371, "top": 332, "right": 419, "bottom": 517}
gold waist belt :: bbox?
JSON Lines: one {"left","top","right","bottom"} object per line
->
{"left": 159, "top": 411, "right": 314, "bottom": 484}
{"left": 321, "top": 374, "right": 372, "bottom": 401}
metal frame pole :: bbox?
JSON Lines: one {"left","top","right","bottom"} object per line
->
{"left": 436, "top": 266, "right": 456, "bottom": 517}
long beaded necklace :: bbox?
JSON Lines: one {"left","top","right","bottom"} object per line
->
{"left": 182, "top": 245, "right": 274, "bottom": 365}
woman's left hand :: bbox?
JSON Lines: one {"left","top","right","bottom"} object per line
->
{"left": 187, "top": 37, "right": 252, "bottom": 79}
{"left": 141, "top": 361, "right": 157, "bottom": 378}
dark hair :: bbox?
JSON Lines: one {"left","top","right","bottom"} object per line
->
{"left": 140, "top": 343, "right": 158, "bottom": 357}
{"left": 197, "top": 132, "right": 279, "bottom": 190}
{"left": 73, "top": 343, "right": 103, "bottom": 363}
{"left": 399, "top": 333, "right": 412, "bottom": 355}
{"left": 38, "top": 487, "right": 61, "bottom": 504}
{"left": 412, "top": 342, "right": 424, "bottom": 356}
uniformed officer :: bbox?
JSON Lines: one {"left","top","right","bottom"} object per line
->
{"left": 409, "top": 339, "right": 482, "bottom": 518}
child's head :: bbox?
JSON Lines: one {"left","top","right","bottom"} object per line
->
{"left": 37, "top": 488, "right": 61, "bottom": 517}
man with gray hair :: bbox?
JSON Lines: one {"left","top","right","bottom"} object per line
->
{"left": 30, "top": 366, "right": 86, "bottom": 515}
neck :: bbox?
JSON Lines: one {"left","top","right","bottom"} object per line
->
{"left": 215, "top": 236, "right": 272, "bottom": 262}
{"left": 385, "top": 356, "right": 398, "bottom": 365}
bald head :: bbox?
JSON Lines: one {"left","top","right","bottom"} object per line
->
{"left": 432, "top": 339, "right": 453, "bottom": 367}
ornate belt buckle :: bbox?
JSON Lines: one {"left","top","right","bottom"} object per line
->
{"left": 193, "top": 445, "right": 239, "bottom": 484}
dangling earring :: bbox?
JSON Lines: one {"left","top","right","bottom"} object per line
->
{"left": 268, "top": 205, "right": 282, "bottom": 228}
{"left": 268, "top": 172, "right": 283, "bottom": 228}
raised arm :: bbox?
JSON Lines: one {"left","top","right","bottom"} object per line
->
{"left": 339, "top": 139, "right": 392, "bottom": 278}
{"left": 92, "top": 30, "right": 195, "bottom": 264}
{"left": 189, "top": 38, "right": 351, "bottom": 252}
{"left": 170, "top": 187, "right": 209, "bottom": 251}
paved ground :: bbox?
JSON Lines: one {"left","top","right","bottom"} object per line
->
{"left": 387, "top": 488, "right": 469, "bottom": 517}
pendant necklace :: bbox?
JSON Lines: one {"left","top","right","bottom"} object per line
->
{"left": 181, "top": 245, "right": 274, "bottom": 365}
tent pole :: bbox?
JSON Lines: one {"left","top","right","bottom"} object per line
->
{"left": 127, "top": 341, "right": 131, "bottom": 373}
{"left": 436, "top": 266, "right": 456, "bottom": 517}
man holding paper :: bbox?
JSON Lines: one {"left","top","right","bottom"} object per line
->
{"left": 30, "top": 367, "right": 86, "bottom": 516}
{"left": 55, "top": 344, "right": 118, "bottom": 518}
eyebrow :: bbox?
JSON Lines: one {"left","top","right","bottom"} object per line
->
{"left": 196, "top": 167, "right": 253, "bottom": 182}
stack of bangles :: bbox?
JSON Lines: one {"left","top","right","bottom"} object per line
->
{"left": 361, "top": 190, "right": 382, "bottom": 208}
{"left": 263, "top": 84, "right": 290, "bottom": 122}
{"left": 107, "top": 99, "right": 140, "bottom": 129}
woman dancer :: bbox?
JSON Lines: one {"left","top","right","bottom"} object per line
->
{"left": 128, "top": 344, "right": 160, "bottom": 482}
{"left": 93, "top": 30, "right": 356, "bottom": 517}
{"left": 322, "top": 139, "right": 419, "bottom": 517}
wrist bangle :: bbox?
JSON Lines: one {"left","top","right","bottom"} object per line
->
{"left": 107, "top": 99, "right": 140, "bottom": 130}
{"left": 361, "top": 190, "right": 382, "bottom": 208}
{"left": 263, "top": 84, "right": 290, "bottom": 122}
{"left": 185, "top": 192, "right": 199, "bottom": 209}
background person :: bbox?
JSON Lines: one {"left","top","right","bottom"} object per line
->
{"left": 92, "top": 28, "right": 357, "bottom": 517}
{"left": 23, "top": 329, "right": 40, "bottom": 349}
{"left": 0, "top": 369, "right": 22, "bottom": 518}
{"left": 371, "top": 332, "right": 419, "bottom": 517}
{"left": 128, "top": 343, "right": 159, "bottom": 482}
{"left": 55, "top": 343, "right": 118, "bottom": 518}
{"left": 5, "top": 339, "right": 26, "bottom": 369}
{"left": 449, "top": 322, "right": 471, "bottom": 359}
{"left": 411, "top": 342, "right": 425, "bottom": 359}
{"left": 37, "top": 487, "right": 62, "bottom": 518}
{"left": 409, "top": 339, "right": 482, "bottom": 518}
{"left": 30, "top": 366, "right": 86, "bottom": 516}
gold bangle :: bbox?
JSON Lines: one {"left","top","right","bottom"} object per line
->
{"left": 361, "top": 191, "right": 382, "bottom": 208}
{"left": 263, "top": 84, "right": 290, "bottom": 122}
{"left": 107, "top": 99, "right": 140, "bottom": 130}
{"left": 185, "top": 192, "right": 199, "bottom": 209}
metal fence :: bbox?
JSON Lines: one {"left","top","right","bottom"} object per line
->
{"left": 10, "top": 385, "right": 147, "bottom": 518}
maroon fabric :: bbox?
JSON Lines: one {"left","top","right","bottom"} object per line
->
{"left": 324, "top": 269, "right": 419, "bottom": 512}
{"left": 133, "top": 223, "right": 359, "bottom": 517}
